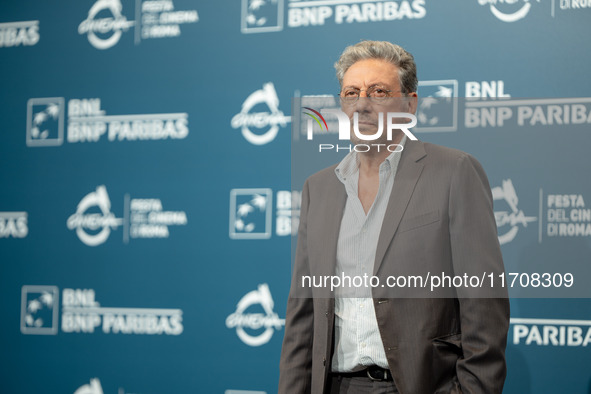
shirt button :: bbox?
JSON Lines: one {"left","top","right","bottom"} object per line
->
{"left": 361, "top": 343, "right": 366, "bottom": 348}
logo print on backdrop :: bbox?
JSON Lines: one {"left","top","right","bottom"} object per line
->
{"left": 231, "top": 82, "right": 291, "bottom": 145}
{"left": 229, "top": 189, "right": 273, "bottom": 239}
{"left": 511, "top": 318, "right": 591, "bottom": 347}
{"left": 20, "top": 286, "right": 59, "bottom": 335}
{"left": 26, "top": 98, "right": 65, "bottom": 147}
{"left": 493, "top": 179, "right": 537, "bottom": 245}
{"left": 78, "top": 0, "right": 135, "bottom": 49}
{"left": 546, "top": 193, "right": 591, "bottom": 238}
{"left": 0, "top": 212, "right": 28, "bottom": 238}
{"left": 478, "top": 0, "right": 541, "bottom": 22}
{"left": 244, "top": 0, "right": 427, "bottom": 32}
{"left": 66, "top": 186, "right": 187, "bottom": 245}
{"left": 67, "top": 185, "right": 123, "bottom": 246}
{"left": 225, "top": 284, "right": 285, "bottom": 347}
{"left": 74, "top": 378, "right": 104, "bottom": 394}
{"left": 21, "top": 286, "right": 184, "bottom": 335}
{"left": 415, "top": 80, "right": 458, "bottom": 132}
{"left": 241, "top": 0, "right": 284, "bottom": 33}
{"left": 26, "top": 97, "right": 189, "bottom": 145}
{"left": 78, "top": 0, "right": 198, "bottom": 47}
{"left": 0, "top": 20, "right": 40, "bottom": 47}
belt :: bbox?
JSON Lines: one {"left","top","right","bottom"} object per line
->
{"left": 333, "top": 366, "right": 394, "bottom": 381}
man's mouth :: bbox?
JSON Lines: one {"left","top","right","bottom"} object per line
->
{"left": 353, "top": 117, "right": 377, "bottom": 126}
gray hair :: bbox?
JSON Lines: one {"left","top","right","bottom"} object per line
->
{"left": 334, "top": 40, "right": 418, "bottom": 94}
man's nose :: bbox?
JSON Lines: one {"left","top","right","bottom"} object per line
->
{"left": 354, "top": 94, "right": 372, "bottom": 112}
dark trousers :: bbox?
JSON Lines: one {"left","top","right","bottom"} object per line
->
{"left": 328, "top": 375, "right": 399, "bottom": 394}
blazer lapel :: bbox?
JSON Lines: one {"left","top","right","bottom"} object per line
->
{"left": 373, "top": 140, "right": 426, "bottom": 275}
{"left": 320, "top": 172, "right": 347, "bottom": 279}
{"left": 320, "top": 175, "right": 343, "bottom": 323}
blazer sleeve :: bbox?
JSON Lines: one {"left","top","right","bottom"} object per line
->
{"left": 448, "top": 154, "right": 510, "bottom": 394}
{"left": 278, "top": 179, "right": 313, "bottom": 394}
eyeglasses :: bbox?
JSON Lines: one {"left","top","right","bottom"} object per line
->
{"left": 339, "top": 85, "right": 400, "bottom": 103}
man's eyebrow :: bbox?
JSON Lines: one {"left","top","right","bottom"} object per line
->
{"left": 367, "top": 83, "right": 391, "bottom": 88}
{"left": 342, "top": 83, "right": 391, "bottom": 89}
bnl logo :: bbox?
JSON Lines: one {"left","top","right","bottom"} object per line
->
{"left": 303, "top": 107, "right": 418, "bottom": 141}
{"left": 20, "top": 286, "right": 59, "bottom": 335}
{"left": 241, "top": 0, "right": 283, "bottom": 33}
{"left": 416, "top": 80, "right": 458, "bottom": 132}
{"left": 26, "top": 98, "right": 65, "bottom": 146}
{"left": 229, "top": 189, "right": 273, "bottom": 239}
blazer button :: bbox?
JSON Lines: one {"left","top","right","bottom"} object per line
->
{"left": 323, "top": 356, "right": 326, "bottom": 366}
{"left": 325, "top": 310, "right": 328, "bottom": 317}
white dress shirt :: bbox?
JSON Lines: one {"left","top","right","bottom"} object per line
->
{"left": 331, "top": 136, "right": 406, "bottom": 372}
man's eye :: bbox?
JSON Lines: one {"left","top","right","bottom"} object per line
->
{"left": 343, "top": 90, "right": 358, "bottom": 97}
{"left": 371, "top": 88, "right": 388, "bottom": 97}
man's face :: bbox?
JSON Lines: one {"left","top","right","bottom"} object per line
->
{"left": 340, "top": 58, "right": 417, "bottom": 144}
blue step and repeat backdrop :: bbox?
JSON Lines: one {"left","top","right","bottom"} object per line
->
{"left": 1, "top": 0, "right": 591, "bottom": 393}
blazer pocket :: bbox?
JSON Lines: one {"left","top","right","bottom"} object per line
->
{"left": 398, "top": 210, "right": 440, "bottom": 233}
{"left": 432, "top": 333, "right": 463, "bottom": 370}
{"left": 432, "top": 333, "right": 462, "bottom": 351}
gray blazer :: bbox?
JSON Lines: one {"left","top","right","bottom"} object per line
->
{"left": 278, "top": 140, "right": 510, "bottom": 394}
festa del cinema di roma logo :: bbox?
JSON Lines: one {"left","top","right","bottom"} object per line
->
{"left": 67, "top": 185, "right": 187, "bottom": 246}
{"left": 78, "top": 0, "right": 199, "bottom": 49}
{"left": 303, "top": 106, "right": 418, "bottom": 152}
{"left": 67, "top": 185, "right": 122, "bottom": 247}
{"left": 78, "top": 0, "right": 135, "bottom": 50}
{"left": 231, "top": 82, "right": 291, "bottom": 145}
{"left": 74, "top": 378, "right": 103, "bottom": 394}
{"left": 478, "top": 0, "right": 541, "bottom": 22}
{"left": 493, "top": 179, "right": 537, "bottom": 245}
{"left": 225, "top": 283, "right": 285, "bottom": 347}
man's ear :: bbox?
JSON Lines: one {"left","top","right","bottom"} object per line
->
{"left": 407, "top": 92, "right": 418, "bottom": 114}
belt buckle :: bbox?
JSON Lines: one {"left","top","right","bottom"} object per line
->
{"left": 366, "top": 367, "right": 387, "bottom": 381}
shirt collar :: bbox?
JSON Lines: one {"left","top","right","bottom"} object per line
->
{"left": 335, "top": 135, "right": 408, "bottom": 183}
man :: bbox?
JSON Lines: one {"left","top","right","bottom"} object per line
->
{"left": 279, "top": 41, "right": 510, "bottom": 394}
